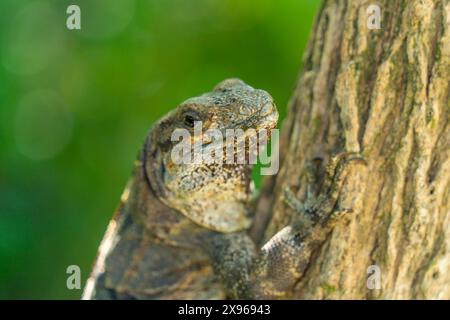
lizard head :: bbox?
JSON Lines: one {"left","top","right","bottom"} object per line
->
{"left": 143, "top": 79, "right": 278, "bottom": 233}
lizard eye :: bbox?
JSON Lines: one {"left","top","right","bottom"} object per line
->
{"left": 184, "top": 115, "right": 196, "bottom": 128}
{"left": 182, "top": 111, "right": 200, "bottom": 128}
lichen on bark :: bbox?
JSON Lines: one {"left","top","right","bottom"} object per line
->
{"left": 253, "top": 0, "right": 450, "bottom": 299}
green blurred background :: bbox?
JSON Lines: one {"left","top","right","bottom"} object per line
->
{"left": 0, "top": 0, "right": 319, "bottom": 299}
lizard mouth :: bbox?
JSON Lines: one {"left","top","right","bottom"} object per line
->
{"left": 237, "top": 102, "right": 279, "bottom": 147}
{"left": 255, "top": 102, "right": 279, "bottom": 132}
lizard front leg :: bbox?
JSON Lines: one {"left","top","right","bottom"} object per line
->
{"left": 209, "top": 152, "right": 366, "bottom": 299}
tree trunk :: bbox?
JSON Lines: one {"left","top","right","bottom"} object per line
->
{"left": 253, "top": 0, "right": 450, "bottom": 299}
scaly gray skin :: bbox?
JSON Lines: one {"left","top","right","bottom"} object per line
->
{"left": 82, "top": 79, "right": 365, "bottom": 299}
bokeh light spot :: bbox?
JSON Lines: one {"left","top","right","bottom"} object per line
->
{"left": 2, "top": 1, "right": 65, "bottom": 76}
{"left": 14, "top": 90, "right": 73, "bottom": 161}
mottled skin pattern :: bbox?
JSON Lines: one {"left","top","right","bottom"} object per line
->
{"left": 82, "top": 79, "right": 365, "bottom": 299}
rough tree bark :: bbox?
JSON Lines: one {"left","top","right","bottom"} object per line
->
{"left": 252, "top": 0, "right": 450, "bottom": 299}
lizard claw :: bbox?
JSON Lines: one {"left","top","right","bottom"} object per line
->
{"left": 284, "top": 187, "right": 305, "bottom": 213}
{"left": 321, "top": 152, "right": 366, "bottom": 210}
{"left": 285, "top": 152, "right": 366, "bottom": 229}
{"left": 283, "top": 187, "right": 317, "bottom": 228}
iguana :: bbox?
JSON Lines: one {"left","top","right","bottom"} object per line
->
{"left": 82, "top": 79, "right": 365, "bottom": 299}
